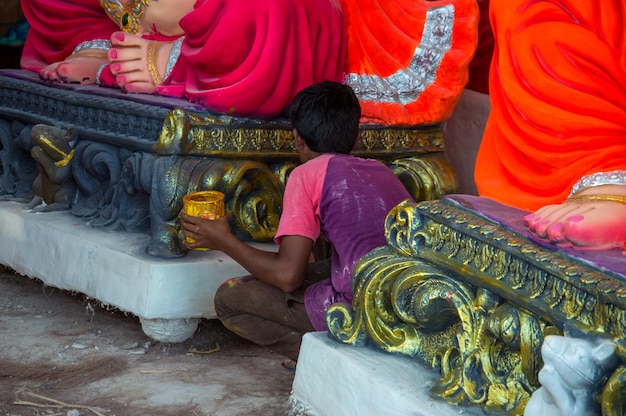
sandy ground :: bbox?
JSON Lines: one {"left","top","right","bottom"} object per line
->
{"left": 0, "top": 265, "right": 295, "bottom": 416}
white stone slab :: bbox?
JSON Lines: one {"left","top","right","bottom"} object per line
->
{"left": 0, "top": 200, "right": 277, "bottom": 341}
{"left": 290, "top": 332, "right": 487, "bottom": 416}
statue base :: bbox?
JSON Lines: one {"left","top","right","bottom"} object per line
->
{"left": 289, "top": 331, "right": 487, "bottom": 416}
{"left": 0, "top": 200, "right": 277, "bottom": 342}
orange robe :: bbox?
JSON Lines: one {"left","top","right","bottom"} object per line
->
{"left": 340, "top": 0, "right": 479, "bottom": 125}
{"left": 475, "top": 0, "right": 626, "bottom": 211}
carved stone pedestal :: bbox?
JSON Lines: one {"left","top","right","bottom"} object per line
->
{"left": 0, "top": 69, "right": 456, "bottom": 341}
{"left": 0, "top": 69, "right": 456, "bottom": 258}
{"left": 326, "top": 195, "right": 626, "bottom": 415}
{"left": 290, "top": 331, "right": 487, "bottom": 416}
{"left": 0, "top": 199, "right": 277, "bottom": 342}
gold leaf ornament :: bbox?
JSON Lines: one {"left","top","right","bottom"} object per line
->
{"left": 100, "top": 0, "right": 149, "bottom": 34}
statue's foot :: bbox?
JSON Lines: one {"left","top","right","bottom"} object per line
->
{"left": 40, "top": 51, "right": 108, "bottom": 85}
{"left": 109, "top": 32, "right": 172, "bottom": 94}
{"left": 524, "top": 185, "right": 626, "bottom": 250}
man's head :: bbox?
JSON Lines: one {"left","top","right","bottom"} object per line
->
{"left": 289, "top": 81, "right": 361, "bottom": 155}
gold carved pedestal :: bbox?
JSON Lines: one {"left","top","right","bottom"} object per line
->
{"left": 327, "top": 194, "right": 626, "bottom": 415}
{"left": 0, "top": 70, "right": 456, "bottom": 258}
{"left": 147, "top": 108, "right": 457, "bottom": 256}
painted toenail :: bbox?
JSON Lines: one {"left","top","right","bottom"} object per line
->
{"left": 547, "top": 222, "right": 564, "bottom": 240}
{"left": 109, "top": 50, "right": 118, "bottom": 59}
{"left": 523, "top": 213, "right": 536, "bottom": 226}
{"left": 114, "top": 32, "right": 125, "bottom": 41}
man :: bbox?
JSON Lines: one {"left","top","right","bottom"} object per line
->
{"left": 180, "top": 81, "right": 413, "bottom": 365}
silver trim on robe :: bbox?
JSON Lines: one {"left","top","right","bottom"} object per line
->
{"left": 344, "top": 5, "right": 454, "bottom": 105}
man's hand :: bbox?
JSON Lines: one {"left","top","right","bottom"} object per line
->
{"left": 180, "top": 210, "right": 233, "bottom": 251}
{"left": 180, "top": 210, "right": 315, "bottom": 292}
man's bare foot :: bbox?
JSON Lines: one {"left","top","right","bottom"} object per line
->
{"left": 109, "top": 31, "right": 173, "bottom": 94}
{"left": 39, "top": 49, "right": 108, "bottom": 85}
{"left": 524, "top": 184, "right": 626, "bottom": 250}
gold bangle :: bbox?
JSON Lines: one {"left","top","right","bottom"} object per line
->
{"left": 54, "top": 149, "right": 75, "bottom": 168}
{"left": 567, "top": 194, "right": 626, "bottom": 205}
{"left": 36, "top": 134, "right": 74, "bottom": 167}
{"left": 147, "top": 41, "right": 162, "bottom": 86}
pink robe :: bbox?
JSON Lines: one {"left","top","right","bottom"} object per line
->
{"left": 20, "top": 0, "right": 118, "bottom": 71}
{"left": 20, "top": 0, "right": 346, "bottom": 119}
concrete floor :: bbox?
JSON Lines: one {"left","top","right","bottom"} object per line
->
{"left": 0, "top": 202, "right": 488, "bottom": 416}
{"left": 0, "top": 265, "right": 295, "bottom": 416}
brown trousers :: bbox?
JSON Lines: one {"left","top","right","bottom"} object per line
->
{"left": 214, "top": 259, "right": 331, "bottom": 361}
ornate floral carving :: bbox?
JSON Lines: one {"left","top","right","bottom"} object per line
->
{"left": 0, "top": 71, "right": 455, "bottom": 259}
{"left": 328, "top": 198, "right": 626, "bottom": 415}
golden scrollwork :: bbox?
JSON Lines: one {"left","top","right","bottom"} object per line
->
{"left": 151, "top": 109, "right": 455, "bottom": 247}
{"left": 154, "top": 109, "right": 445, "bottom": 160}
{"left": 383, "top": 199, "right": 626, "bottom": 338}
{"left": 602, "top": 365, "right": 626, "bottom": 415}
{"left": 149, "top": 156, "right": 283, "bottom": 257}
{"left": 326, "top": 243, "right": 539, "bottom": 413}
{"left": 389, "top": 154, "right": 457, "bottom": 201}
{"left": 328, "top": 197, "right": 626, "bottom": 415}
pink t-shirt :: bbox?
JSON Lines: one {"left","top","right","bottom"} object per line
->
{"left": 275, "top": 153, "right": 412, "bottom": 330}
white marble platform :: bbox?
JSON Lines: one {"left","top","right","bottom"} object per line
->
{"left": 0, "top": 200, "right": 277, "bottom": 342}
{"left": 290, "top": 332, "right": 487, "bottom": 416}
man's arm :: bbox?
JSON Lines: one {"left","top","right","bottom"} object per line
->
{"left": 180, "top": 212, "right": 314, "bottom": 292}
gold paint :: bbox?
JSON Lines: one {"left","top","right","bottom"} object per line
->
{"left": 146, "top": 41, "right": 162, "bottom": 86}
{"left": 151, "top": 109, "right": 453, "bottom": 244}
{"left": 68, "top": 51, "right": 108, "bottom": 59}
{"left": 602, "top": 365, "right": 626, "bottom": 416}
{"left": 35, "top": 134, "right": 74, "bottom": 167}
{"left": 154, "top": 109, "right": 445, "bottom": 159}
{"left": 567, "top": 194, "right": 626, "bottom": 205}
{"left": 100, "top": 0, "right": 149, "bottom": 34}
{"left": 182, "top": 190, "right": 225, "bottom": 249}
{"left": 328, "top": 198, "right": 626, "bottom": 415}
{"left": 54, "top": 149, "right": 74, "bottom": 168}
{"left": 37, "top": 134, "right": 68, "bottom": 159}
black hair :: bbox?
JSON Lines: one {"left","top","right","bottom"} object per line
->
{"left": 289, "top": 81, "right": 361, "bottom": 154}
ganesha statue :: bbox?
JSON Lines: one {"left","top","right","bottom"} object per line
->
{"left": 10, "top": 0, "right": 480, "bottom": 257}
{"left": 19, "top": 0, "right": 478, "bottom": 125}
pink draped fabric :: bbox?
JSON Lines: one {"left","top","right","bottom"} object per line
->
{"left": 159, "top": 0, "right": 346, "bottom": 118}
{"left": 20, "top": 0, "right": 118, "bottom": 71}
{"left": 19, "top": 0, "right": 345, "bottom": 119}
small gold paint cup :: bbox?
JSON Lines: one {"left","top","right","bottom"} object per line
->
{"left": 182, "top": 190, "right": 225, "bottom": 250}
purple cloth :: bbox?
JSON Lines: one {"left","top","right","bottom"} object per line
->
{"left": 0, "top": 68, "right": 205, "bottom": 111}
{"left": 305, "top": 155, "right": 414, "bottom": 331}
{"left": 443, "top": 195, "right": 626, "bottom": 277}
